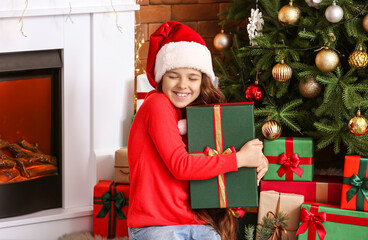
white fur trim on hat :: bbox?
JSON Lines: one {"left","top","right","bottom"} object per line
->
{"left": 154, "top": 41, "right": 216, "bottom": 84}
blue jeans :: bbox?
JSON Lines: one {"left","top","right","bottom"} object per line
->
{"left": 128, "top": 225, "right": 221, "bottom": 240}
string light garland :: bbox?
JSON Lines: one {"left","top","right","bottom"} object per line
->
{"left": 134, "top": 0, "right": 145, "bottom": 75}
{"left": 66, "top": 0, "right": 74, "bottom": 24}
{"left": 110, "top": 0, "right": 125, "bottom": 33}
{"left": 19, "top": 0, "right": 28, "bottom": 37}
{"left": 133, "top": 0, "right": 145, "bottom": 113}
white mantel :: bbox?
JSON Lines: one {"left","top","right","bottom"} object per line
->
{"left": 0, "top": 1, "right": 138, "bottom": 239}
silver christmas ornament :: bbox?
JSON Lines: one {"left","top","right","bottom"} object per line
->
{"left": 325, "top": 1, "right": 344, "bottom": 23}
{"left": 305, "top": 0, "right": 320, "bottom": 9}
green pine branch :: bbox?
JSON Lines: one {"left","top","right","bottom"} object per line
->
{"left": 244, "top": 225, "right": 255, "bottom": 240}
{"left": 217, "top": 0, "right": 368, "bottom": 155}
{"left": 256, "top": 211, "right": 289, "bottom": 240}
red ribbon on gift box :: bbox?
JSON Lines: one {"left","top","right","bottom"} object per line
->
{"left": 296, "top": 204, "right": 368, "bottom": 240}
{"left": 277, "top": 152, "right": 304, "bottom": 178}
{"left": 266, "top": 137, "right": 313, "bottom": 180}
{"left": 297, "top": 205, "right": 327, "bottom": 240}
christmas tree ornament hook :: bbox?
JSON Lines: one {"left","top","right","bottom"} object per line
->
{"left": 256, "top": 71, "right": 261, "bottom": 84}
{"left": 328, "top": 32, "right": 336, "bottom": 42}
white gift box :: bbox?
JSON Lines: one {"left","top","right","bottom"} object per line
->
{"left": 136, "top": 74, "right": 155, "bottom": 112}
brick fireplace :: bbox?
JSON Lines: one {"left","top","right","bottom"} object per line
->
{"left": 0, "top": 1, "right": 138, "bottom": 239}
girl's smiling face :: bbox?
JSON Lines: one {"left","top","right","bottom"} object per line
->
{"left": 161, "top": 68, "right": 202, "bottom": 108}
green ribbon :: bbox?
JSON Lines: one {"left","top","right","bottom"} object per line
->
{"left": 94, "top": 182, "right": 129, "bottom": 238}
{"left": 96, "top": 190, "right": 128, "bottom": 219}
{"left": 114, "top": 192, "right": 127, "bottom": 219}
{"left": 347, "top": 174, "right": 368, "bottom": 203}
{"left": 343, "top": 158, "right": 368, "bottom": 211}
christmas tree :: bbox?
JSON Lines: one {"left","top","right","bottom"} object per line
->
{"left": 216, "top": 0, "right": 368, "bottom": 162}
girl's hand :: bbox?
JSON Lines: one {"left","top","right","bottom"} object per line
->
{"left": 236, "top": 139, "right": 264, "bottom": 168}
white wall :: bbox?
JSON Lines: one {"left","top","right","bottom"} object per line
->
{"left": 0, "top": 1, "right": 137, "bottom": 238}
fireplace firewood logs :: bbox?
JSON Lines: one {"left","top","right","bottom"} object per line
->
{"left": 0, "top": 139, "right": 57, "bottom": 183}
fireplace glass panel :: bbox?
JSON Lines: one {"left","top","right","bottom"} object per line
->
{"left": 0, "top": 50, "right": 62, "bottom": 218}
{"left": 0, "top": 76, "right": 57, "bottom": 183}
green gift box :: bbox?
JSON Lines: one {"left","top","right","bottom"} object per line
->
{"left": 263, "top": 137, "right": 314, "bottom": 182}
{"left": 187, "top": 103, "right": 258, "bottom": 209}
{"left": 296, "top": 203, "right": 368, "bottom": 240}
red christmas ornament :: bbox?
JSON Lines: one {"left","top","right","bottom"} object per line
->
{"left": 246, "top": 76, "right": 264, "bottom": 102}
{"left": 246, "top": 83, "right": 264, "bottom": 101}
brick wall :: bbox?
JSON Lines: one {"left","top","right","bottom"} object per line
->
{"left": 135, "top": 0, "right": 232, "bottom": 75}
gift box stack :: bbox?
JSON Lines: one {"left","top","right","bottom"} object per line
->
{"left": 256, "top": 137, "right": 316, "bottom": 240}
{"left": 296, "top": 155, "right": 368, "bottom": 240}
{"left": 258, "top": 136, "right": 368, "bottom": 239}
{"left": 92, "top": 148, "right": 130, "bottom": 239}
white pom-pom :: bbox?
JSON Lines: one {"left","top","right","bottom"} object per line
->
{"left": 178, "top": 119, "right": 187, "bottom": 136}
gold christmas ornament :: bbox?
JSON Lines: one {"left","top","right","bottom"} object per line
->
{"left": 272, "top": 59, "right": 292, "bottom": 82}
{"left": 348, "top": 46, "right": 368, "bottom": 69}
{"left": 262, "top": 120, "right": 282, "bottom": 139}
{"left": 278, "top": 0, "right": 301, "bottom": 25}
{"left": 299, "top": 76, "right": 322, "bottom": 98}
{"left": 348, "top": 109, "right": 368, "bottom": 136}
{"left": 363, "top": 14, "right": 368, "bottom": 32}
{"left": 315, "top": 48, "right": 339, "bottom": 72}
{"left": 213, "top": 30, "right": 232, "bottom": 51}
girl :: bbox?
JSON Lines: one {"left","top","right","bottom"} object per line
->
{"left": 128, "top": 21, "right": 268, "bottom": 240}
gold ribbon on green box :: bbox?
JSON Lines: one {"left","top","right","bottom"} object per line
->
{"left": 204, "top": 145, "right": 236, "bottom": 208}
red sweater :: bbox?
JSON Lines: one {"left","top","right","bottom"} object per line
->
{"left": 127, "top": 92, "right": 238, "bottom": 228}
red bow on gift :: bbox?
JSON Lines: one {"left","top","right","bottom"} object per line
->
{"left": 229, "top": 207, "right": 246, "bottom": 218}
{"left": 277, "top": 152, "right": 304, "bottom": 178}
{"left": 296, "top": 207, "right": 327, "bottom": 240}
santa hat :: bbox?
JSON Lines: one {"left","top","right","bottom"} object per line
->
{"left": 146, "top": 21, "right": 216, "bottom": 88}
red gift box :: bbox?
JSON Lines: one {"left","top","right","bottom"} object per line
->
{"left": 93, "top": 180, "right": 130, "bottom": 238}
{"left": 260, "top": 176, "right": 342, "bottom": 205}
{"left": 341, "top": 155, "right": 368, "bottom": 211}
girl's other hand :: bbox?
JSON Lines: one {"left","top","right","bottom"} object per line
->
{"left": 235, "top": 138, "right": 269, "bottom": 186}
{"left": 256, "top": 156, "right": 269, "bottom": 186}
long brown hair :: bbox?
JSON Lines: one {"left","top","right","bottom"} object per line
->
{"left": 191, "top": 74, "right": 226, "bottom": 105}
{"left": 158, "top": 72, "right": 235, "bottom": 240}
{"left": 193, "top": 208, "right": 235, "bottom": 240}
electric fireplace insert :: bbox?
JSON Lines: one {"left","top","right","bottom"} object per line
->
{"left": 0, "top": 50, "right": 62, "bottom": 218}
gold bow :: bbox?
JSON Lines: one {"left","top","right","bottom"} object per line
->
{"left": 205, "top": 146, "right": 234, "bottom": 208}
{"left": 265, "top": 193, "right": 296, "bottom": 240}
